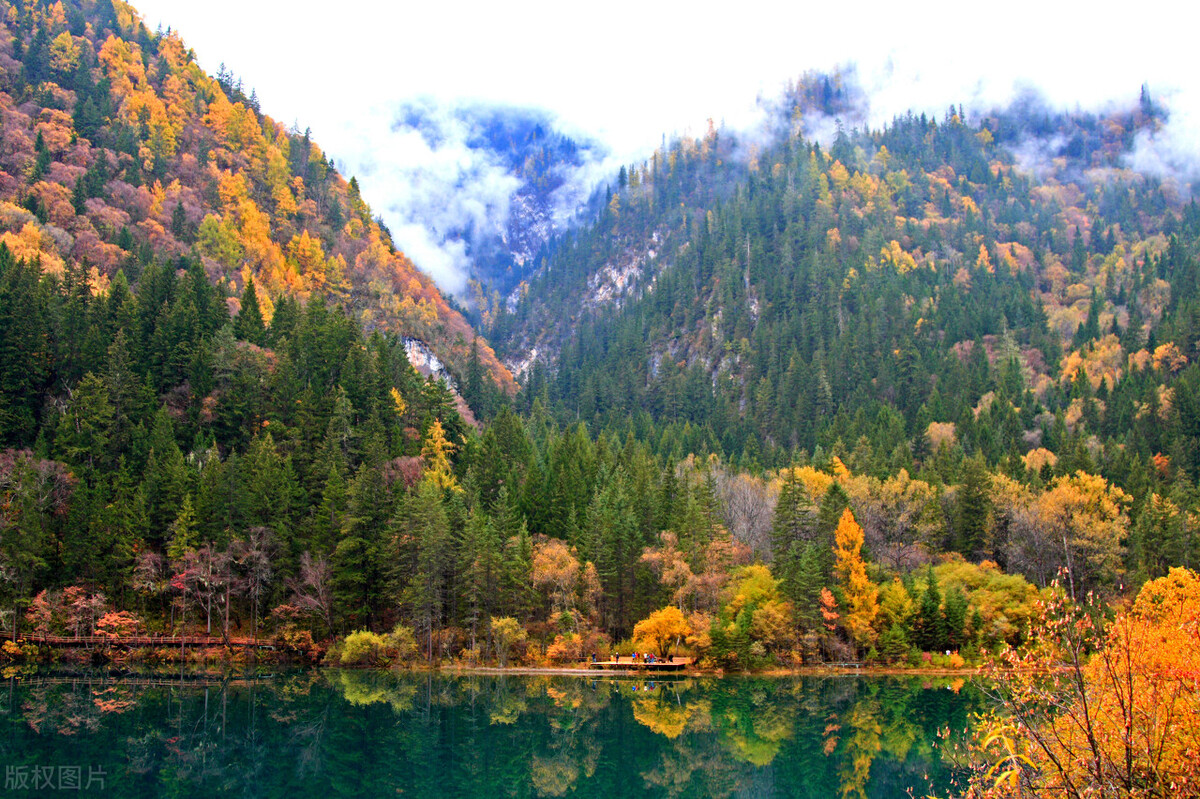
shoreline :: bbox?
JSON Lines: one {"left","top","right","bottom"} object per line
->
{"left": 4, "top": 640, "right": 983, "bottom": 678}
{"left": 438, "top": 664, "right": 982, "bottom": 678}
{"left": 4, "top": 653, "right": 984, "bottom": 679}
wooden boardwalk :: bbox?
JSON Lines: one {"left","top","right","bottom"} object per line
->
{"left": 589, "top": 656, "right": 692, "bottom": 672}
{"left": 24, "top": 635, "right": 275, "bottom": 650}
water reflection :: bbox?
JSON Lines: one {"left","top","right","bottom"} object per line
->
{"left": 0, "top": 670, "right": 981, "bottom": 797}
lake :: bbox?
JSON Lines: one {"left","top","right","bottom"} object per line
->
{"left": 0, "top": 670, "right": 985, "bottom": 797}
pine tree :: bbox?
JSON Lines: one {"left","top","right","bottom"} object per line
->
{"left": 403, "top": 478, "right": 452, "bottom": 659}
{"left": 235, "top": 280, "right": 266, "bottom": 346}
{"left": 771, "top": 467, "right": 818, "bottom": 605}
{"left": 194, "top": 450, "right": 239, "bottom": 547}
{"left": 0, "top": 249, "right": 53, "bottom": 446}
{"left": 167, "top": 494, "right": 199, "bottom": 563}
{"left": 65, "top": 462, "right": 146, "bottom": 597}
{"left": 457, "top": 504, "right": 496, "bottom": 652}
{"left": 956, "top": 455, "right": 992, "bottom": 558}
{"left": 142, "top": 407, "right": 190, "bottom": 545}
{"left": 493, "top": 487, "right": 532, "bottom": 620}
{"left": 914, "top": 566, "right": 947, "bottom": 652}
{"left": 309, "top": 463, "right": 348, "bottom": 556}
{"left": 792, "top": 543, "right": 827, "bottom": 631}
{"left": 943, "top": 586, "right": 969, "bottom": 650}
{"left": 241, "top": 432, "right": 301, "bottom": 550}
{"left": 54, "top": 372, "right": 114, "bottom": 474}
{"left": 332, "top": 449, "right": 391, "bottom": 630}
{"left": 586, "top": 467, "right": 642, "bottom": 634}
{"left": 0, "top": 454, "right": 65, "bottom": 640}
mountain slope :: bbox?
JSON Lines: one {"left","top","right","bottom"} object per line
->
{"left": 497, "top": 76, "right": 1200, "bottom": 479}
{"left": 0, "top": 0, "right": 513, "bottom": 395}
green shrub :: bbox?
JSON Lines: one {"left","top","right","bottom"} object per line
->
{"left": 387, "top": 625, "right": 418, "bottom": 664}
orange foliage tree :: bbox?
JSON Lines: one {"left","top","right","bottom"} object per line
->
{"left": 832, "top": 509, "right": 879, "bottom": 654}
{"left": 967, "top": 568, "right": 1200, "bottom": 797}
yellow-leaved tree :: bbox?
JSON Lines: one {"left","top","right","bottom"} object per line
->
{"left": 832, "top": 508, "right": 879, "bottom": 655}
{"left": 968, "top": 568, "right": 1200, "bottom": 797}
{"left": 420, "top": 420, "right": 459, "bottom": 492}
{"left": 633, "top": 606, "right": 693, "bottom": 658}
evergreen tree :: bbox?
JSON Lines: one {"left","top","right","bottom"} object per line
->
{"left": 956, "top": 455, "right": 992, "bottom": 558}
{"left": 457, "top": 503, "right": 499, "bottom": 651}
{"left": 332, "top": 448, "right": 391, "bottom": 630}
{"left": 914, "top": 566, "right": 948, "bottom": 652}
{"left": 142, "top": 407, "right": 190, "bottom": 545}
{"left": 167, "top": 494, "right": 199, "bottom": 563}
{"left": 54, "top": 372, "right": 114, "bottom": 475}
{"left": 771, "top": 466, "right": 819, "bottom": 605}
{"left": 943, "top": 586, "right": 970, "bottom": 650}
{"left": 402, "top": 478, "right": 452, "bottom": 659}
{"left": 234, "top": 280, "right": 266, "bottom": 346}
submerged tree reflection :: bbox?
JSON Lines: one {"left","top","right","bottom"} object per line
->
{"left": 1, "top": 672, "right": 982, "bottom": 797}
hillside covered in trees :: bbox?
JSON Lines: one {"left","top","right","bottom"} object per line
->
{"left": 3, "top": 0, "right": 1200, "bottom": 681}
{"left": 497, "top": 75, "right": 1197, "bottom": 488}
{"left": 0, "top": 0, "right": 513, "bottom": 395}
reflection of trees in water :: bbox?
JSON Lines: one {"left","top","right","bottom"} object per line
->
{"left": 836, "top": 698, "right": 883, "bottom": 799}
{"left": 631, "top": 692, "right": 705, "bottom": 739}
{"left": 487, "top": 675, "right": 527, "bottom": 725}
{"left": 3, "top": 673, "right": 984, "bottom": 797}
{"left": 528, "top": 677, "right": 608, "bottom": 796}
{"left": 10, "top": 674, "right": 332, "bottom": 793}
{"left": 641, "top": 736, "right": 747, "bottom": 798}
{"left": 327, "top": 670, "right": 417, "bottom": 712}
{"left": 19, "top": 680, "right": 109, "bottom": 735}
{"left": 620, "top": 680, "right": 755, "bottom": 794}
{"left": 626, "top": 677, "right": 980, "bottom": 799}
{"left": 774, "top": 676, "right": 978, "bottom": 799}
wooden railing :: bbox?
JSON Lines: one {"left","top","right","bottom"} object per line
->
{"left": 588, "top": 656, "right": 694, "bottom": 670}
{"left": 26, "top": 634, "right": 275, "bottom": 650}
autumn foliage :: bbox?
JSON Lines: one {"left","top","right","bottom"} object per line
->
{"left": 632, "top": 606, "right": 692, "bottom": 658}
{"left": 0, "top": 0, "right": 512, "bottom": 391}
{"left": 968, "top": 568, "right": 1200, "bottom": 797}
{"left": 832, "top": 508, "right": 879, "bottom": 653}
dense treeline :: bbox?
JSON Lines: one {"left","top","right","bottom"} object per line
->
{"left": 0, "top": 243, "right": 481, "bottom": 635}
{"left": 1, "top": 238, "right": 1183, "bottom": 670}
{"left": 3, "top": 3, "right": 1199, "bottom": 672}
{"left": 499, "top": 78, "right": 1200, "bottom": 501}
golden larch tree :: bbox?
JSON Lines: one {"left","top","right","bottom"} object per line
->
{"left": 833, "top": 508, "right": 879, "bottom": 653}
{"left": 633, "top": 606, "right": 693, "bottom": 658}
{"left": 420, "top": 420, "right": 458, "bottom": 492}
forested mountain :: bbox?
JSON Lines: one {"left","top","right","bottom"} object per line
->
{"left": 496, "top": 74, "right": 1199, "bottom": 491}
{"left": 0, "top": 0, "right": 513, "bottom": 393}
{"left": 3, "top": 2, "right": 1200, "bottom": 675}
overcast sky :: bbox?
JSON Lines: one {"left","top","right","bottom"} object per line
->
{"left": 132, "top": 0, "right": 1198, "bottom": 293}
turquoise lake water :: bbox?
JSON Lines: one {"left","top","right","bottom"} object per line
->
{"left": 0, "top": 670, "right": 986, "bottom": 797}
